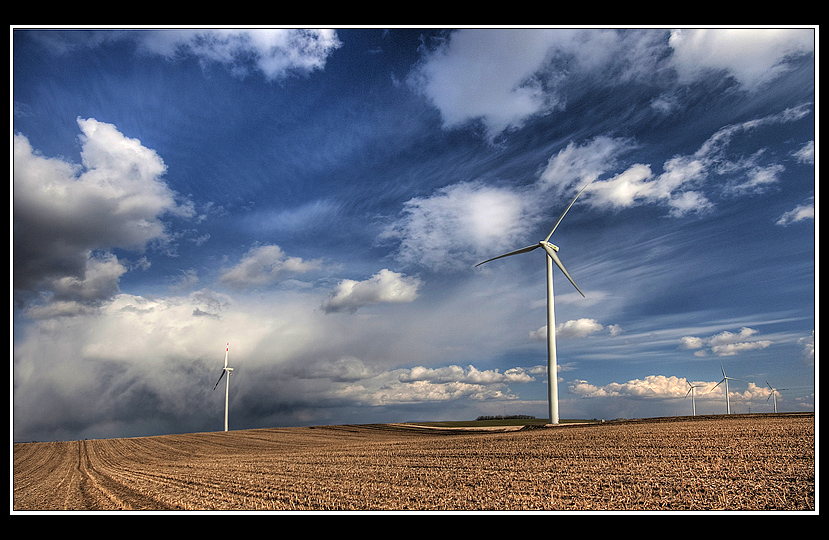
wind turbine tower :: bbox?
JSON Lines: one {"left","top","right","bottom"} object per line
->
{"left": 213, "top": 343, "right": 234, "bottom": 431}
{"left": 684, "top": 380, "right": 704, "bottom": 416}
{"left": 476, "top": 181, "right": 591, "bottom": 424}
{"left": 709, "top": 364, "right": 744, "bottom": 415}
{"left": 766, "top": 381, "right": 787, "bottom": 413}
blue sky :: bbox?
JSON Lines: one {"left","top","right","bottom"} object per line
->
{"left": 13, "top": 27, "right": 816, "bottom": 442}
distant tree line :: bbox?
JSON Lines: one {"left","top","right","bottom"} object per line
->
{"left": 475, "top": 415, "right": 536, "bottom": 421}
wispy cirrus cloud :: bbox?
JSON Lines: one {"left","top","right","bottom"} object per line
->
{"left": 29, "top": 28, "right": 343, "bottom": 82}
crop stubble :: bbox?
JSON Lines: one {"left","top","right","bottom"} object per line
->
{"left": 13, "top": 414, "right": 814, "bottom": 511}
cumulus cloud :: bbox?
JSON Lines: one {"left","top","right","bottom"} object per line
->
{"left": 13, "top": 118, "right": 192, "bottom": 307}
{"left": 679, "top": 327, "right": 773, "bottom": 357}
{"left": 321, "top": 269, "right": 421, "bottom": 313}
{"left": 399, "top": 365, "right": 535, "bottom": 385}
{"left": 410, "top": 29, "right": 562, "bottom": 141}
{"left": 382, "top": 180, "right": 531, "bottom": 270}
{"left": 219, "top": 244, "right": 322, "bottom": 288}
{"left": 530, "top": 318, "right": 612, "bottom": 340}
{"left": 569, "top": 375, "right": 695, "bottom": 399}
{"left": 350, "top": 363, "right": 538, "bottom": 406}
{"left": 668, "top": 28, "right": 814, "bottom": 91}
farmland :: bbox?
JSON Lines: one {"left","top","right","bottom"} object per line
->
{"left": 13, "top": 413, "right": 815, "bottom": 512}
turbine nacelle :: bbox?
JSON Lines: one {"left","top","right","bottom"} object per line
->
{"left": 213, "top": 344, "right": 233, "bottom": 391}
{"left": 475, "top": 240, "right": 583, "bottom": 297}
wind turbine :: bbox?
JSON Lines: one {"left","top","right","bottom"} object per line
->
{"left": 213, "top": 343, "right": 234, "bottom": 431}
{"left": 684, "top": 380, "right": 705, "bottom": 416}
{"left": 476, "top": 181, "right": 591, "bottom": 425}
{"left": 766, "top": 381, "right": 787, "bottom": 413}
{"left": 708, "top": 364, "right": 745, "bottom": 415}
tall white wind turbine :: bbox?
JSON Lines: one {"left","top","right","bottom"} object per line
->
{"left": 476, "top": 181, "right": 592, "bottom": 425}
{"left": 766, "top": 381, "right": 787, "bottom": 413}
{"left": 684, "top": 380, "right": 704, "bottom": 416}
{"left": 708, "top": 364, "right": 745, "bottom": 415}
{"left": 213, "top": 343, "right": 234, "bottom": 431}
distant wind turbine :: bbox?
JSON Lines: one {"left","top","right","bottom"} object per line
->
{"left": 476, "top": 181, "right": 592, "bottom": 425}
{"left": 213, "top": 343, "right": 234, "bottom": 431}
{"left": 684, "top": 380, "right": 705, "bottom": 416}
{"left": 766, "top": 381, "right": 787, "bottom": 413}
{"left": 708, "top": 364, "right": 745, "bottom": 415}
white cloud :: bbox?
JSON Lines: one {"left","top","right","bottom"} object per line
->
{"left": 220, "top": 244, "right": 322, "bottom": 288}
{"left": 530, "top": 318, "right": 610, "bottom": 340}
{"left": 411, "top": 29, "right": 667, "bottom": 142}
{"left": 36, "top": 29, "right": 343, "bottom": 82}
{"left": 321, "top": 269, "right": 421, "bottom": 313}
{"left": 13, "top": 118, "right": 192, "bottom": 303}
{"left": 569, "top": 375, "right": 694, "bottom": 399}
{"left": 678, "top": 326, "right": 773, "bottom": 357}
{"left": 410, "top": 29, "right": 562, "bottom": 140}
{"left": 776, "top": 197, "right": 815, "bottom": 226}
{"left": 538, "top": 136, "right": 638, "bottom": 193}
{"left": 399, "top": 364, "right": 534, "bottom": 385}
{"left": 793, "top": 140, "right": 815, "bottom": 164}
{"left": 581, "top": 105, "right": 811, "bottom": 216}
{"left": 668, "top": 28, "right": 814, "bottom": 91}
{"left": 709, "top": 340, "right": 772, "bottom": 357}
{"left": 799, "top": 331, "right": 815, "bottom": 365}
{"left": 347, "top": 363, "right": 539, "bottom": 406}
{"left": 386, "top": 101, "right": 811, "bottom": 273}
{"left": 382, "top": 181, "right": 530, "bottom": 270}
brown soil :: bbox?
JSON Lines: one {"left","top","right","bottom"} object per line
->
{"left": 13, "top": 413, "right": 815, "bottom": 511}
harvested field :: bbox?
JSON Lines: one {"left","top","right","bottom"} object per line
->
{"left": 13, "top": 413, "right": 815, "bottom": 512}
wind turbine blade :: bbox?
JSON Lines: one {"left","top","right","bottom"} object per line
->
{"left": 708, "top": 379, "right": 725, "bottom": 393}
{"left": 475, "top": 244, "right": 540, "bottom": 267}
{"left": 224, "top": 343, "right": 229, "bottom": 368}
{"left": 544, "top": 179, "right": 594, "bottom": 242}
{"left": 685, "top": 387, "right": 693, "bottom": 399}
{"left": 541, "top": 243, "right": 585, "bottom": 297}
{"left": 213, "top": 369, "right": 226, "bottom": 391}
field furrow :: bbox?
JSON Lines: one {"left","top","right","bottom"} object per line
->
{"left": 13, "top": 413, "right": 815, "bottom": 512}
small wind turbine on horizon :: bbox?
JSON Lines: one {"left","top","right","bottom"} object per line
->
{"left": 213, "top": 343, "right": 234, "bottom": 431}
{"left": 476, "top": 180, "right": 592, "bottom": 425}
{"left": 684, "top": 380, "right": 705, "bottom": 416}
{"left": 766, "top": 381, "right": 787, "bottom": 413}
{"left": 708, "top": 364, "right": 745, "bottom": 415}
